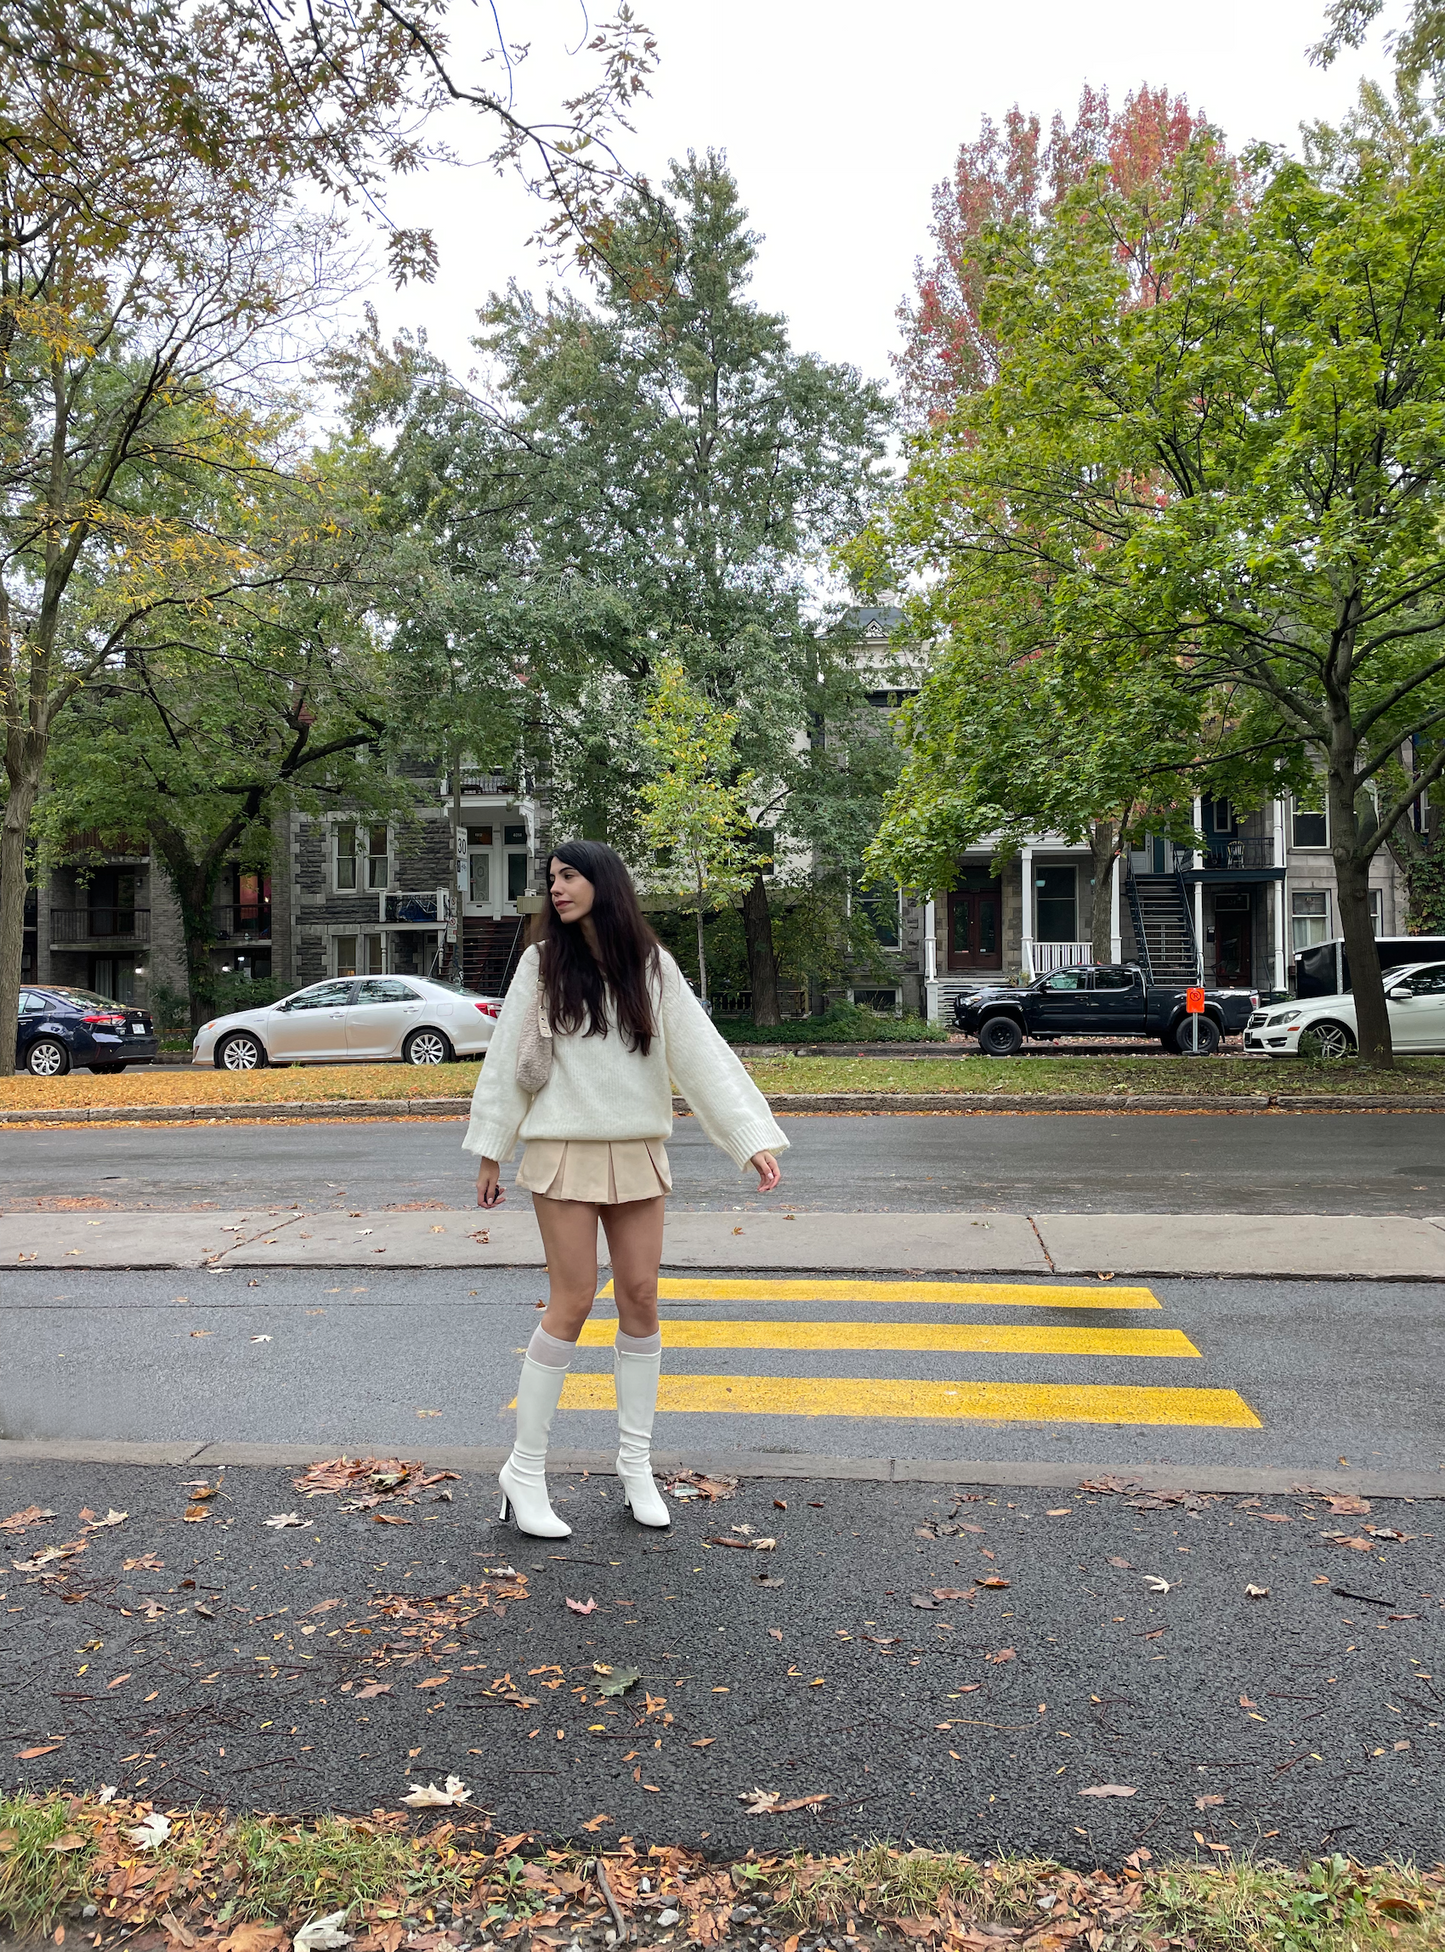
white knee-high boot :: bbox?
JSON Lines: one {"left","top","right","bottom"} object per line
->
{"left": 614, "top": 1340, "right": 671, "bottom": 1528}
{"left": 499, "top": 1355, "right": 573, "bottom": 1539}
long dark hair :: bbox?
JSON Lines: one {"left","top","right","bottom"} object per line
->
{"left": 541, "top": 840, "right": 661, "bottom": 1054}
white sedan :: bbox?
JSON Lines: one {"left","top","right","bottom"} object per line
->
{"left": 1243, "top": 960, "right": 1445, "bottom": 1058}
{"left": 193, "top": 976, "right": 503, "bottom": 1070}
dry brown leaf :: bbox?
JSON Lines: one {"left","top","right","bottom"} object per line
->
{"left": 738, "top": 1787, "right": 831, "bottom": 1814}
{"left": 400, "top": 1774, "right": 471, "bottom": 1808}
{"left": 1080, "top": 1785, "right": 1136, "bottom": 1798}
{"left": 219, "top": 1925, "right": 289, "bottom": 1952}
{"left": 565, "top": 1596, "right": 597, "bottom": 1614}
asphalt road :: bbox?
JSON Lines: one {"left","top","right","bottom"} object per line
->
{"left": 6, "top": 1110, "right": 1445, "bottom": 1214}
{"left": 6, "top": 1267, "right": 1445, "bottom": 1478}
{"left": 2, "top": 1459, "right": 1439, "bottom": 1865}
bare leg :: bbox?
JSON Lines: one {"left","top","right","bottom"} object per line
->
{"left": 599, "top": 1195, "right": 665, "bottom": 1337}
{"left": 530, "top": 1195, "right": 604, "bottom": 1342}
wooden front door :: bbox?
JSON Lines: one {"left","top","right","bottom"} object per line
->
{"left": 947, "top": 879, "right": 1002, "bottom": 971}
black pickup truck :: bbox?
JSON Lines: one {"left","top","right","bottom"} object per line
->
{"left": 952, "top": 962, "right": 1259, "bottom": 1056}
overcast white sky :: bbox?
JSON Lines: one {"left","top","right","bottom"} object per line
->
{"left": 368, "top": 0, "right": 1398, "bottom": 390}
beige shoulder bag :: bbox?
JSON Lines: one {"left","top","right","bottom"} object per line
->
{"left": 514, "top": 953, "right": 553, "bottom": 1094}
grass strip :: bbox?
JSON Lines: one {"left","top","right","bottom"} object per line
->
{"left": 1, "top": 1794, "right": 1442, "bottom": 1952}
{"left": 740, "top": 1054, "right": 1445, "bottom": 1097}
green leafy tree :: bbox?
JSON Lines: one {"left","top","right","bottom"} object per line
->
{"left": 852, "top": 126, "right": 1445, "bottom": 1064}
{"left": 476, "top": 152, "right": 892, "bottom": 1021}
{"left": 636, "top": 660, "right": 755, "bottom": 1002}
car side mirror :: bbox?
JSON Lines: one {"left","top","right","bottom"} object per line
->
{"left": 1388, "top": 985, "right": 1413, "bottom": 1001}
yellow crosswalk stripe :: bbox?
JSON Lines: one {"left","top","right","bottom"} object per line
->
{"left": 597, "top": 1276, "right": 1160, "bottom": 1309}
{"left": 575, "top": 1319, "right": 1200, "bottom": 1358}
{"left": 561, "top": 1372, "right": 1261, "bottom": 1428}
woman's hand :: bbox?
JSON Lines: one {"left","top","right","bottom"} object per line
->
{"left": 476, "top": 1159, "right": 506, "bottom": 1208}
{"left": 750, "top": 1150, "right": 781, "bottom": 1193}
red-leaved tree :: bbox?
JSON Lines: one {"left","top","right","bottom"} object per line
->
{"left": 896, "top": 85, "right": 1214, "bottom": 425}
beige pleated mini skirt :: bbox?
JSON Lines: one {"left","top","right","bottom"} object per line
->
{"left": 516, "top": 1138, "right": 672, "bottom": 1204}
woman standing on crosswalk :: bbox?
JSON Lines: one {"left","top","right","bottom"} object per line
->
{"left": 464, "top": 839, "right": 787, "bottom": 1539}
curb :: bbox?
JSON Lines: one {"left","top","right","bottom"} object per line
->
{"left": 6, "top": 1091, "right": 1445, "bottom": 1126}
{"left": 0, "top": 1437, "right": 1441, "bottom": 1499}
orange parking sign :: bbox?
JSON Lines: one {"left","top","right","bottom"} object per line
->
{"left": 1185, "top": 986, "right": 1206, "bottom": 1014}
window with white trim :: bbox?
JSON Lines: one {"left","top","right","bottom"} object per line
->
{"left": 334, "top": 822, "right": 357, "bottom": 891}
{"left": 1291, "top": 789, "right": 1328, "bottom": 850}
{"left": 1370, "top": 888, "right": 1383, "bottom": 936}
{"left": 365, "top": 825, "right": 390, "bottom": 891}
{"left": 1291, "top": 890, "right": 1329, "bottom": 950}
{"left": 334, "top": 933, "right": 385, "bottom": 977}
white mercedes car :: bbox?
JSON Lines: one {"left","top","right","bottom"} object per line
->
{"left": 1243, "top": 960, "right": 1445, "bottom": 1058}
{"left": 192, "top": 975, "right": 503, "bottom": 1070}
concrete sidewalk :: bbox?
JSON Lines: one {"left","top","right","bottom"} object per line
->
{"left": 5, "top": 1204, "right": 1445, "bottom": 1277}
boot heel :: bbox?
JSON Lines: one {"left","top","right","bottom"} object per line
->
{"left": 498, "top": 1493, "right": 512, "bottom": 1524}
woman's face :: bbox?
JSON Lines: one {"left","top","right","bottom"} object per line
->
{"left": 549, "top": 857, "right": 596, "bottom": 925}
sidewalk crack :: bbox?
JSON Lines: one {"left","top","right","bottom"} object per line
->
{"left": 1027, "top": 1214, "right": 1056, "bottom": 1273}
{"left": 211, "top": 1211, "right": 310, "bottom": 1265}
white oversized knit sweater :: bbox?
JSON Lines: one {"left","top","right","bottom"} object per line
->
{"left": 462, "top": 945, "right": 788, "bottom": 1171}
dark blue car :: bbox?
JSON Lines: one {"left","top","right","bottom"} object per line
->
{"left": 17, "top": 986, "right": 159, "bottom": 1076}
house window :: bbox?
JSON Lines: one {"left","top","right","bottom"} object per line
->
{"left": 1034, "top": 865, "right": 1077, "bottom": 943}
{"left": 1292, "top": 791, "right": 1328, "bottom": 850}
{"left": 857, "top": 886, "right": 900, "bottom": 947}
{"left": 334, "top": 933, "right": 385, "bottom": 977}
{"left": 503, "top": 823, "right": 527, "bottom": 847}
{"left": 1370, "top": 888, "right": 1383, "bottom": 936}
{"left": 1210, "top": 798, "right": 1235, "bottom": 834}
{"left": 365, "top": 826, "right": 390, "bottom": 890}
{"left": 335, "top": 822, "right": 357, "bottom": 891}
{"left": 1291, "top": 890, "right": 1329, "bottom": 951}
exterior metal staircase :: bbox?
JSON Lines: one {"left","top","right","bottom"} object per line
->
{"left": 455, "top": 916, "right": 526, "bottom": 995}
{"left": 1124, "top": 863, "right": 1201, "bottom": 985}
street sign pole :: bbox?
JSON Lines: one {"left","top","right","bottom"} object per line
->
{"left": 1185, "top": 984, "right": 1206, "bottom": 1054}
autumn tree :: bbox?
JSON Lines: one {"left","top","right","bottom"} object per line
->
{"left": 894, "top": 84, "right": 1214, "bottom": 425}
{"left": 854, "top": 125, "right": 1445, "bottom": 1065}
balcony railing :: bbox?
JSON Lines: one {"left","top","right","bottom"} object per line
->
{"left": 49, "top": 907, "right": 151, "bottom": 943}
{"left": 212, "top": 901, "right": 272, "bottom": 942}
{"left": 384, "top": 890, "right": 443, "bottom": 924}
{"left": 1022, "top": 939, "right": 1095, "bottom": 975}
{"left": 1175, "top": 837, "right": 1275, "bottom": 871}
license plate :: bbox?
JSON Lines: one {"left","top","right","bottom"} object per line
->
{"left": 132, "top": 1023, "right": 147, "bottom": 1035}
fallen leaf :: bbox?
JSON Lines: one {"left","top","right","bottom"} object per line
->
{"left": 1324, "top": 1494, "right": 1370, "bottom": 1516}
{"left": 663, "top": 1469, "right": 737, "bottom": 1501}
{"left": 1239, "top": 1695, "right": 1257, "bottom": 1708}
{"left": 293, "top": 1911, "right": 354, "bottom": 1952}
{"left": 909, "top": 1593, "right": 940, "bottom": 1609}
{"left": 96, "top": 1786, "right": 118, "bottom": 1805}
{"left": 0, "top": 1507, "right": 54, "bottom": 1533}
{"left": 692, "top": 1737, "right": 716, "bottom": 1748}
{"left": 128, "top": 1812, "right": 172, "bottom": 1849}
{"left": 1080, "top": 1785, "right": 1136, "bottom": 1799}
{"left": 107, "top": 1673, "right": 131, "bottom": 1690}
{"left": 1107, "top": 1556, "right": 1132, "bottom": 1569}
{"left": 738, "top": 1787, "right": 831, "bottom": 1815}
{"left": 400, "top": 1775, "right": 471, "bottom": 1809}
{"left": 774, "top": 1499, "right": 787, "bottom": 1510}
{"left": 1331, "top": 1535, "right": 1375, "bottom": 1552}
{"left": 182, "top": 1504, "right": 211, "bottom": 1523}
{"left": 162, "top": 1911, "right": 198, "bottom": 1947}
{"left": 415, "top": 1675, "right": 449, "bottom": 1690}
{"left": 264, "top": 1513, "right": 306, "bottom": 1529}
{"left": 251, "top": 1335, "right": 272, "bottom": 1343}
{"left": 17, "top": 1742, "right": 66, "bottom": 1758}
{"left": 566, "top": 1596, "right": 598, "bottom": 1615}
{"left": 46, "top": 1833, "right": 86, "bottom": 1853}
{"left": 1244, "top": 1584, "right": 1269, "bottom": 1599}
{"left": 706, "top": 1535, "right": 776, "bottom": 1551}
{"left": 593, "top": 1665, "right": 641, "bottom": 1697}
{"left": 123, "top": 1553, "right": 165, "bottom": 1571}
{"left": 304, "top": 1598, "right": 342, "bottom": 1615}
{"left": 1195, "top": 1795, "right": 1225, "bottom": 1810}
{"left": 931, "top": 1588, "right": 974, "bottom": 1601}
{"left": 1142, "top": 1576, "right": 1171, "bottom": 1593}
{"left": 988, "top": 1648, "right": 1016, "bottom": 1665}
{"left": 1046, "top": 1508, "right": 1072, "bottom": 1516}
{"left": 581, "top": 1814, "right": 612, "bottom": 1833}
{"left": 979, "top": 1576, "right": 1010, "bottom": 1589}
{"left": 86, "top": 1508, "right": 127, "bottom": 1528}
{"left": 755, "top": 1573, "right": 784, "bottom": 1587}
{"left": 355, "top": 1683, "right": 390, "bottom": 1700}
{"left": 219, "top": 1924, "right": 288, "bottom": 1952}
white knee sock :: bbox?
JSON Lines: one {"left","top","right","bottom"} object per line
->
{"left": 615, "top": 1327, "right": 661, "bottom": 1355}
{"left": 527, "top": 1325, "right": 577, "bottom": 1367}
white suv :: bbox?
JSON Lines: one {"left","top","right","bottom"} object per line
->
{"left": 192, "top": 976, "right": 503, "bottom": 1070}
{"left": 1243, "top": 961, "right": 1445, "bottom": 1059}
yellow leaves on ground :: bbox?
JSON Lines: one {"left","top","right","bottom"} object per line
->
{"left": 0, "top": 1061, "right": 482, "bottom": 1114}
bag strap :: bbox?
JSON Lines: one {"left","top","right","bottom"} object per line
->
{"left": 535, "top": 946, "right": 552, "bottom": 1040}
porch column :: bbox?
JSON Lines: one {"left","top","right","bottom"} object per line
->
{"left": 1272, "top": 796, "right": 1288, "bottom": 992}
{"left": 1020, "top": 843, "right": 1034, "bottom": 976}
{"left": 1109, "top": 847, "right": 1122, "bottom": 962}
{"left": 1191, "top": 796, "right": 1205, "bottom": 983}
{"left": 923, "top": 897, "right": 937, "bottom": 1022}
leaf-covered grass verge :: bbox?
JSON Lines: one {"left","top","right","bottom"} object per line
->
{"left": 2, "top": 1796, "right": 1443, "bottom": 1952}
{"left": 0, "top": 1061, "right": 482, "bottom": 1113}
{"left": 741, "top": 1054, "right": 1445, "bottom": 1097}
{"left": 720, "top": 1004, "right": 941, "bottom": 1045}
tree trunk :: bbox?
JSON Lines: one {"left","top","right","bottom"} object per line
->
{"left": 743, "top": 871, "right": 781, "bottom": 1025}
{"left": 1088, "top": 820, "right": 1117, "bottom": 965}
{"left": 0, "top": 759, "right": 43, "bottom": 1078}
{"left": 1328, "top": 755, "right": 1391, "bottom": 1067}
{"left": 694, "top": 865, "right": 708, "bottom": 1002}
{"left": 150, "top": 841, "right": 227, "bottom": 1029}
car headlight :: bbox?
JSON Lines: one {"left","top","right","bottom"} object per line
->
{"left": 1266, "top": 1009, "right": 1303, "bottom": 1027}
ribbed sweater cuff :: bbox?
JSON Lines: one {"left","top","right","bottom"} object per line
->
{"left": 723, "top": 1115, "right": 789, "bottom": 1170}
{"left": 462, "top": 1117, "right": 518, "bottom": 1162}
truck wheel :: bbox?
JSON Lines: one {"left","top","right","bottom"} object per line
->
{"left": 978, "top": 1016, "right": 1024, "bottom": 1057}
{"left": 1172, "top": 1017, "right": 1221, "bottom": 1056}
